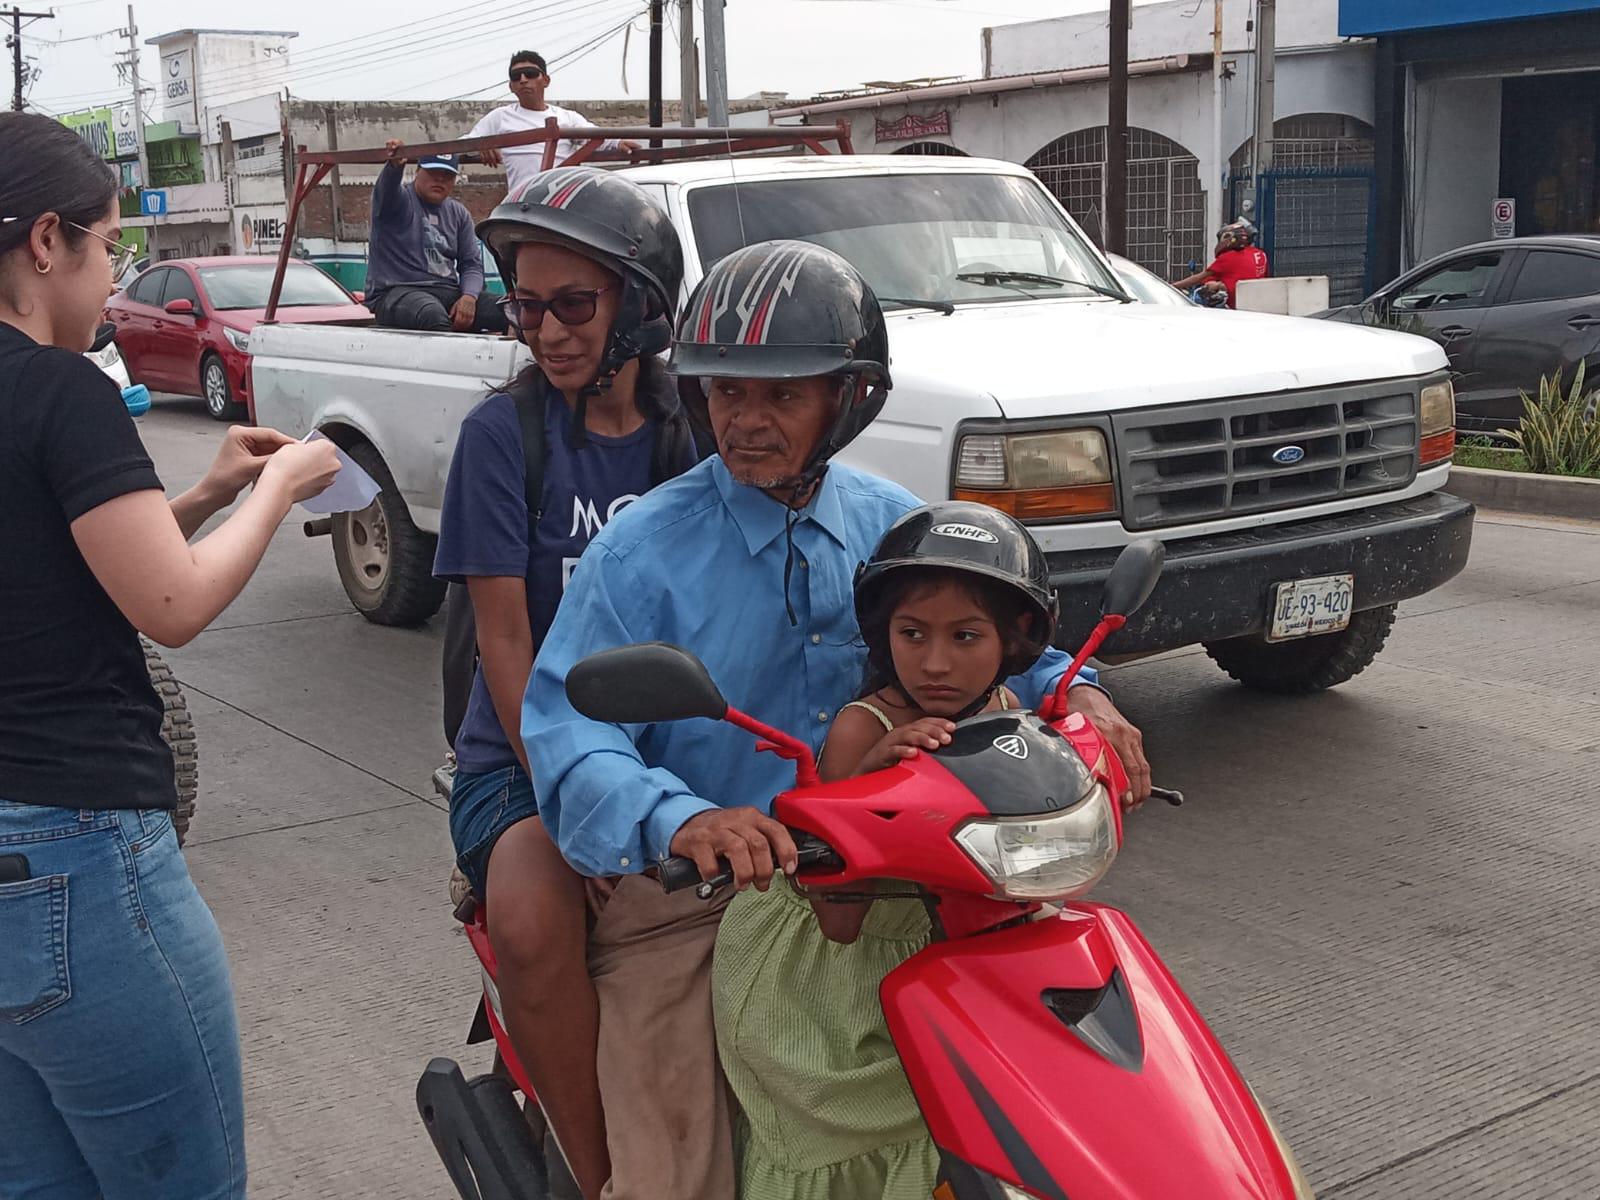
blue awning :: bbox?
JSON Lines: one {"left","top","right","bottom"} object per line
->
{"left": 1340, "top": 0, "right": 1600, "bottom": 37}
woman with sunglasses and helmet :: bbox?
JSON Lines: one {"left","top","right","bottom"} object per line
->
{"left": 432, "top": 166, "right": 703, "bottom": 1199}
{"left": 0, "top": 113, "right": 341, "bottom": 1199}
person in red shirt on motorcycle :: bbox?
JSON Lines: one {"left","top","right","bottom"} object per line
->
{"left": 1174, "top": 219, "right": 1269, "bottom": 308}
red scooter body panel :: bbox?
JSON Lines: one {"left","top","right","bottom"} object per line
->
{"left": 882, "top": 904, "right": 1300, "bottom": 1200}
{"left": 462, "top": 908, "right": 537, "bottom": 1098}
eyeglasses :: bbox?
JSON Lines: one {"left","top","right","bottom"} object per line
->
{"left": 509, "top": 67, "right": 546, "bottom": 82}
{"left": 499, "top": 287, "right": 609, "bottom": 330}
{"left": 70, "top": 222, "right": 139, "bottom": 278}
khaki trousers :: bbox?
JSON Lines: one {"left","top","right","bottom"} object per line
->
{"left": 589, "top": 875, "right": 734, "bottom": 1200}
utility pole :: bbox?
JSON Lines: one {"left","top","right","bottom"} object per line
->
{"left": 1105, "top": 0, "right": 1129, "bottom": 255}
{"left": 703, "top": 0, "right": 728, "bottom": 127}
{"left": 1253, "top": 0, "right": 1276, "bottom": 179}
{"left": 648, "top": 0, "right": 663, "bottom": 148}
{"left": 677, "top": 0, "right": 698, "bottom": 127}
{"left": 120, "top": 4, "right": 157, "bottom": 259}
{"left": 1210, "top": 0, "right": 1224, "bottom": 239}
{"left": 8, "top": 7, "right": 53, "bottom": 111}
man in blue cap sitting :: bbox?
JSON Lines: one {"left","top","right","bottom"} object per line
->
{"left": 365, "top": 138, "right": 508, "bottom": 333}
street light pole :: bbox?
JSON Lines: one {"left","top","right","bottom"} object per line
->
{"left": 648, "top": 0, "right": 663, "bottom": 148}
{"left": 703, "top": 0, "right": 729, "bottom": 127}
{"left": 122, "top": 3, "right": 157, "bottom": 259}
{"left": 678, "top": 0, "right": 698, "bottom": 127}
{"left": 1105, "top": 0, "right": 1129, "bottom": 255}
{"left": 8, "top": 6, "right": 53, "bottom": 111}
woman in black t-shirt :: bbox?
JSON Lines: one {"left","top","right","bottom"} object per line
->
{"left": 0, "top": 114, "right": 340, "bottom": 1199}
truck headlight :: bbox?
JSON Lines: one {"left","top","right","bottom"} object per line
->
{"left": 225, "top": 326, "right": 252, "bottom": 352}
{"left": 1419, "top": 379, "right": 1454, "bottom": 467}
{"left": 954, "top": 783, "right": 1117, "bottom": 901}
{"left": 954, "top": 428, "right": 1115, "bottom": 521}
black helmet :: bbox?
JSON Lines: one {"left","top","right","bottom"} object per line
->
{"left": 477, "top": 168, "right": 685, "bottom": 392}
{"left": 668, "top": 240, "right": 891, "bottom": 486}
{"left": 855, "top": 502, "right": 1058, "bottom": 699}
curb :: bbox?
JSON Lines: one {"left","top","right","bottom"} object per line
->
{"left": 1445, "top": 465, "right": 1600, "bottom": 520}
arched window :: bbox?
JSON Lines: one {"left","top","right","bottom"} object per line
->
{"left": 1229, "top": 114, "right": 1375, "bottom": 175}
{"left": 1229, "top": 115, "right": 1377, "bottom": 305}
{"left": 892, "top": 141, "right": 967, "bottom": 156}
{"left": 1025, "top": 126, "right": 1204, "bottom": 278}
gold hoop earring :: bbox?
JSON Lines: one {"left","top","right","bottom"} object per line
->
{"left": 33, "top": 260, "right": 51, "bottom": 275}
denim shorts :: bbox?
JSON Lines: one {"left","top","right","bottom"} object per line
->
{"left": 0, "top": 798, "right": 245, "bottom": 1199}
{"left": 448, "top": 764, "right": 543, "bottom": 899}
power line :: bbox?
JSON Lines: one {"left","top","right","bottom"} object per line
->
{"left": 32, "top": 0, "right": 556, "bottom": 106}
{"left": 35, "top": 0, "right": 639, "bottom": 113}
{"left": 446, "top": 4, "right": 645, "bottom": 98}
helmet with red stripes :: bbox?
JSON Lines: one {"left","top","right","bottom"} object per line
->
{"left": 478, "top": 167, "right": 684, "bottom": 373}
{"left": 667, "top": 240, "right": 892, "bottom": 481}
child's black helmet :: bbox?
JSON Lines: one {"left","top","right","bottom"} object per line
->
{"left": 668, "top": 240, "right": 892, "bottom": 485}
{"left": 855, "top": 501, "right": 1059, "bottom": 682}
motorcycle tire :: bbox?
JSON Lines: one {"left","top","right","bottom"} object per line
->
{"left": 144, "top": 639, "right": 199, "bottom": 845}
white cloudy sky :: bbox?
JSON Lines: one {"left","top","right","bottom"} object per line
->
{"left": 27, "top": 0, "right": 1136, "bottom": 117}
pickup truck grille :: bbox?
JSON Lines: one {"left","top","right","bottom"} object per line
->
{"left": 1109, "top": 383, "right": 1418, "bottom": 531}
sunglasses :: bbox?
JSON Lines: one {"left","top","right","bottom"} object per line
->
{"left": 70, "top": 222, "right": 139, "bottom": 277}
{"left": 499, "top": 286, "right": 610, "bottom": 330}
{"left": 509, "top": 67, "right": 546, "bottom": 82}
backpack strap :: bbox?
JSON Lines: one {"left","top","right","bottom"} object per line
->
{"left": 441, "top": 374, "right": 548, "bottom": 750}
{"left": 511, "top": 372, "right": 549, "bottom": 530}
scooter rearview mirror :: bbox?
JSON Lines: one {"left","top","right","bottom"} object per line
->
{"left": 1100, "top": 539, "right": 1165, "bottom": 621}
{"left": 90, "top": 322, "right": 117, "bottom": 354}
{"left": 566, "top": 642, "right": 728, "bottom": 725}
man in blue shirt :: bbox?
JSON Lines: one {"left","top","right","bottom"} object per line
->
{"left": 364, "top": 139, "right": 507, "bottom": 334}
{"left": 523, "top": 242, "right": 1147, "bottom": 1197}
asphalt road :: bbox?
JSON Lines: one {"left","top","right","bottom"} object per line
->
{"left": 139, "top": 398, "right": 1600, "bottom": 1200}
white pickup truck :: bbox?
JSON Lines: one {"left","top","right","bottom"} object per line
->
{"left": 251, "top": 153, "right": 1473, "bottom": 693}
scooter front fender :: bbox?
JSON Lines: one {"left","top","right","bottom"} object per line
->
{"left": 882, "top": 904, "right": 1305, "bottom": 1199}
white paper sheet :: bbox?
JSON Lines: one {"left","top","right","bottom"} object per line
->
{"left": 295, "top": 430, "right": 382, "bottom": 514}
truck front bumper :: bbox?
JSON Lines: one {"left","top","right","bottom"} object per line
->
{"left": 1048, "top": 492, "right": 1475, "bottom": 655}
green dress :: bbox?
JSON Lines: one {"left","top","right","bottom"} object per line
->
{"left": 711, "top": 873, "right": 939, "bottom": 1200}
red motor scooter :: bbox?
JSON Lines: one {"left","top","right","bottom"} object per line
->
{"left": 417, "top": 540, "right": 1315, "bottom": 1199}
{"left": 561, "top": 539, "right": 1316, "bottom": 1200}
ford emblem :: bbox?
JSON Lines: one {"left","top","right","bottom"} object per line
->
{"left": 1270, "top": 444, "right": 1306, "bottom": 465}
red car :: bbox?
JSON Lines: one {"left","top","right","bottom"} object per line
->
{"left": 105, "top": 256, "right": 372, "bottom": 421}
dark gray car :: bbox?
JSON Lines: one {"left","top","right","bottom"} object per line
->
{"left": 1319, "top": 235, "right": 1600, "bottom": 431}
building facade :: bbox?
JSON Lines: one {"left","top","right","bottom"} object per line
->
{"left": 143, "top": 27, "right": 296, "bottom": 257}
{"left": 1343, "top": 0, "right": 1600, "bottom": 279}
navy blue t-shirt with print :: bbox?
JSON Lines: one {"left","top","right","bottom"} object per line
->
{"left": 434, "top": 379, "right": 657, "bottom": 773}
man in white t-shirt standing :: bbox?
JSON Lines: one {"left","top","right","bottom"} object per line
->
{"left": 471, "top": 51, "right": 642, "bottom": 199}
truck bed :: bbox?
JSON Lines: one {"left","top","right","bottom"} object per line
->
{"left": 250, "top": 323, "right": 531, "bottom": 532}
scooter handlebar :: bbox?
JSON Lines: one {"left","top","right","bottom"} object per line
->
{"left": 655, "top": 832, "right": 841, "bottom": 900}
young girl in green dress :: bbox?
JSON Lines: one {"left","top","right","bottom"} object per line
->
{"left": 712, "top": 504, "right": 1059, "bottom": 1200}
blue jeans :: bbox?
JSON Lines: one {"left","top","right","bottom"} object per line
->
{"left": 448, "top": 764, "right": 542, "bottom": 899}
{"left": 0, "top": 800, "right": 246, "bottom": 1200}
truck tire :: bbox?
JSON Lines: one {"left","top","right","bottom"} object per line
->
{"left": 144, "top": 639, "right": 199, "bottom": 846}
{"left": 331, "top": 439, "right": 446, "bottom": 627}
{"left": 1202, "top": 603, "right": 1397, "bottom": 694}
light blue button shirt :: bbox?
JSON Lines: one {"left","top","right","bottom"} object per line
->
{"left": 523, "top": 456, "right": 1094, "bottom": 878}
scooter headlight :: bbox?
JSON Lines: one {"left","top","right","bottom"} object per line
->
{"left": 954, "top": 782, "right": 1117, "bottom": 901}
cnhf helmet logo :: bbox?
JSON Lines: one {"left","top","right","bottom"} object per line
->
{"left": 992, "top": 734, "right": 1028, "bottom": 760}
{"left": 931, "top": 523, "right": 998, "bottom": 544}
